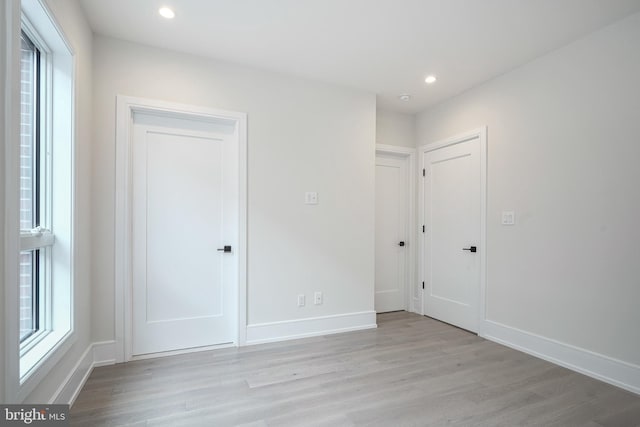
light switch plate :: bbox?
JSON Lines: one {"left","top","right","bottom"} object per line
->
{"left": 305, "top": 192, "right": 318, "bottom": 205}
{"left": 502, "top": 211, "right": 515, "bottom": 225}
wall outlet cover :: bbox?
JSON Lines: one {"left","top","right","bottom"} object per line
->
{"left": 305, "top": 192, "right": 318, "bottom": 205}
{"left": 502, "top": 211, "right": 515, "bottom": 225}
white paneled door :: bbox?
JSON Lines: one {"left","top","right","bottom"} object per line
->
{"left": 131, "top": 113, "right": 238, "bottom": 356}
{"left": 375, "top": 154, "right": 409, "bottom": 313}
{"left": 422, "top": 135, "right": 483, "bottom": 332}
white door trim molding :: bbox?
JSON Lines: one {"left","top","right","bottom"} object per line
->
{"left": 375, "top": 144, "right": 417, "bottom": 314}
{"left": 376, "top": 144, "right": 416, "bottom": 156}
{"left": 115, "top": 96, "right": 248, "bottom": 362}
{"left": 418, "top": 127, "right": 487, "bottom": 332}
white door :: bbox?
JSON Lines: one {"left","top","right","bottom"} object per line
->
{"left": 375, "top": 154, "right": 409, "bottom": 313}
{"left": 422, "top": 136, "right": 482, "bottom": 332}
{"left": 131, "top": 112, "right": 238, "bottom": 356}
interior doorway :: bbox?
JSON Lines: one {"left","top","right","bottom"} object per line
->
{"left": 375, "top": 145, "right": 416, "bottom": 314}
{"left": 419, "top": 128, "right": 486, "bottom": 333}
{"left": 115, "top": 96, "right": 247, "bottom": 361}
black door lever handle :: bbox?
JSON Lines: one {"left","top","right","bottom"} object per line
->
{"left": 217, "top": 246, "right": 232, "bottom": 253}
{"left": 462, "top": 246, "right": 477, "bottom": 253}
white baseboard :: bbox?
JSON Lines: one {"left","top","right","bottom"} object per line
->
{"left": 92, "top": 340, "right": 117, "bottom": 367}
{"left": 412, "top": 297, "right": 422, "bottom": 315}
{"left": 52, "top": 340, "right": 117, "bottom": 406}
{"left": 246, "top": 311, "right": 377, "bottom": 345}
{"left": 482, "top": 320, "right": 640, "bottom": 395}
{"left": 49, "top": 345, "right": 93, "bottom": 405}
{"left": 47, "top": 318, "right": 640, "bottom": 406}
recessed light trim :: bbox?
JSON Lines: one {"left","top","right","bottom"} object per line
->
{"left": 159, "top": 7, "right": 175, "bottom": 19}
{"left": 398, "top": 94, "right": 411, "bottom": 101}
{"left": 425, "top": 75, "right": 437, "bottom": 84}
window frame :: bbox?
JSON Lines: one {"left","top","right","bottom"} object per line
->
{"left": 18, "top": 21, "right": 56, "bottom": 356}
{"left": 4, "top": 0, "right": 76, "bottom": 402}
{"left": 18, "top": 29, "right": 45, "bottom": 346}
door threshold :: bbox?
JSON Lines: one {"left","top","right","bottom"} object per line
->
{"left": 131, "top": 342, "right": 236, "bottom": 361}
{"left": 422, "top": 315, "right": 478, "bottom": 336}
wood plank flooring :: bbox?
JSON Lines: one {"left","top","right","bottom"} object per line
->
{"left": 70, "top": 312, "right": 640, "bottom": 426}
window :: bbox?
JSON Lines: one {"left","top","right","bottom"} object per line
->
{"left": 11, "top": 0, "right": 75, "bottom": 397}
{"left": 19, "top": 31, "right": 47, "bottom": 344}
{"left": 18, "top": 22, "right": 60, "bottom": 372}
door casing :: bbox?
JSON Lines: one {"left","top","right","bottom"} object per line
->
{"left": 418, "top": 127, "right": 487, "bottom": 333}
{"left": 115, "top": 96, "right": 248, "bottom": 362}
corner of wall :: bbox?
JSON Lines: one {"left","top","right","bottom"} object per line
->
{"left": 246, "top": 311, "right": 377, "bottom": 345}
{"left": 481, "top": 320, "right": 640, "bottom": 395}
{"left": 376, "top": 108, "right": 418, "bottom": 148}
{"left": 51, "top": 340, "right": 116, "bottom": 405}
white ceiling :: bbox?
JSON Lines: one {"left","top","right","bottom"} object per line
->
{"left": 79, "top": 0, "right": 640, "bottom": 113}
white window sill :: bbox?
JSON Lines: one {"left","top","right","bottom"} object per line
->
{"left": 20, "top": 329, "right": 74, "bottom": 386}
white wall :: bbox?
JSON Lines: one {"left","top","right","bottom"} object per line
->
{"left": 91, "top": 37, "right": 376, "bottom": 343}
{"left": 0, "top": 0, "right": 92, "bottom": 403}
{"left": 416, "top": 13, "right": 640, "bottom": 367}
{"left": 376, "top": 109, "right": 415, "bottom": 148}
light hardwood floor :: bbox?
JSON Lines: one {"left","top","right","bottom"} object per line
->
{"left": 71, "top": 312, "right": 640, "bottom": 426}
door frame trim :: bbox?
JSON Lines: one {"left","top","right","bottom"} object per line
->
{"left": 375, "top": 144, "right": 417, "bottom": 314}
{"left": 418, "top": 127, "right": 487, "bottom": 334}
{"left": 114, "top": 95, "right": 248, "bottom": 362}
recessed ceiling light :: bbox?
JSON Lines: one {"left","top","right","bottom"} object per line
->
{"left": 398, "top": 94, "right": 411, "bottom": 101}
{"left": 159, "top": 7, "right": 175, "bottom": 19}
{"left": 425, "top": 75, "right": 437, "bottom": 84}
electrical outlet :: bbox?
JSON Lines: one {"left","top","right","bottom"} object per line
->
{"left": 314, "top": 291, "right": 322, "bottom": 305}
{"left": 501, "top": 211, "right": 515, "bottom": 225}
{"left": 297, "top": 294, "right": 305, "bottom": 307}
{"left": 305, "top": 192, "right": 318, "bottom": 205}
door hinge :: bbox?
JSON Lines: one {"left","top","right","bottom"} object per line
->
{"left": 422, "top": 168, "right": 425, "bottom": 177}
{"left": 422, "top": 225, "right": 425, "bottom": 233}
{"left": 422, "top": 281, "right": 425, "bottom": 289}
